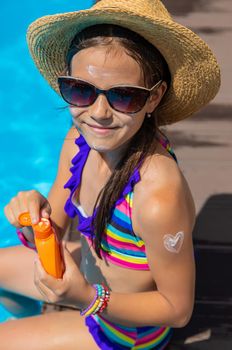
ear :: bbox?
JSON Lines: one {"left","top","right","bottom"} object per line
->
{"left": 146, "top": 81, "right": 168, "bottom": 114}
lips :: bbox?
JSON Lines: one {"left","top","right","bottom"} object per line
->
{"left": 86, "top": 123, "right": 117, "bottom": 129}
{"left": 85, "top": 123, "right": 118, "bottom": 135}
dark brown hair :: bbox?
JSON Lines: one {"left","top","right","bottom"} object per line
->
{"left": 67, "top": 24, "right": 171, "bottom": 258}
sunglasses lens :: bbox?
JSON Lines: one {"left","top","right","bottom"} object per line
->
{"left": 58, "top": 77, "right": 150, "bottom": 113}
{"left": 58, "top": 78, "right": 96, "bottom": 107}
{"left": 109, "top": 87, "right": 149, "bottom": 113}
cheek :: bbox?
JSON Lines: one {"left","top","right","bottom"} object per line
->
{"left": 69, "top": 106, "right": 80, "bottom": 118}
{"left": 69, "top": 106, "right": 85, "bottom": 130}
{"left": 68, "top": 107, "right": 85, "bottom": 134}
{"left": 126, "top": 112, "right": 146, "bottom": 132}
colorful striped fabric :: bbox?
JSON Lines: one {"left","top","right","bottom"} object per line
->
{"left": 100, "top": 191, "right": 150, "bottom": 270}
{"left": 86, "top": 313, "right": 173, "bottom": 349}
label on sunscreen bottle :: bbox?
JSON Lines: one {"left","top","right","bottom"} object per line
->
{"left": 18, "top": 213, "right": 64, "bottom": 278}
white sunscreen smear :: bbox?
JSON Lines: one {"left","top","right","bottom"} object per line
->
{"left": 163, "top": 231, "right": 185, "bottom": 253}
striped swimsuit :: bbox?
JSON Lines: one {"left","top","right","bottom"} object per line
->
{"left": 64, "top": 133, "right": 177, "bottom": 349}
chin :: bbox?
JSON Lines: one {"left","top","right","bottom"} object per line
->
{"left": 89, "top": 141, "right": 114, "bottom": 152}
{"left": 91, "top": 144, "right": 107, "bottom": 152}
{"left": 89, "top": 139, "right": 126, "bottom": 153}
{"left": 82, "top": 130, "right": 132, "bottom": 154}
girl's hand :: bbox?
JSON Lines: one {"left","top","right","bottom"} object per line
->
{"left": 4, "top": 190, "right": 51, "bottom": 227}
{"left": 34, "top": 242, "right": 95, "bottom": 309}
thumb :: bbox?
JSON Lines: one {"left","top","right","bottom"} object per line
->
{"left": 61, "top": 241, "right": 77, "bottom": 271}
{"left": 40, "top": 201, "right": 52, "bottom": 219}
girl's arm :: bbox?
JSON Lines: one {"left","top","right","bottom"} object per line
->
{"left": 4, "top": 126, "right": 79, "bottom": 242}
{"left": 42, "top": 126, "right": 80, "bottom": 238}
{"left": 101, "top": 172, "right": 196, "bottom": 328}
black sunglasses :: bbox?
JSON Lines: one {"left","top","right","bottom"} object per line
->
{"left": 58, "top": 76, "right": 162, "bottom": 114}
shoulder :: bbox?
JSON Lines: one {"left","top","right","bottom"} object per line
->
{"left": 133, "top": 145, "right": 196, "bottom": 240}
{"left": 60, "top": 126, "right": 80, "bottom": 166}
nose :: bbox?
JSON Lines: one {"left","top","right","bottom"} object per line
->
{"left": 89, "top": 94, "right": 113, "bottom": 123}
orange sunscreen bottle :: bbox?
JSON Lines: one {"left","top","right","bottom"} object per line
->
{"left": 18, "top": 213, "right": 64, "bottom": 278}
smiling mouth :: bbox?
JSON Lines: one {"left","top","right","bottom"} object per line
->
{"left": 86, "top": 123, "right": 118, "bottom": 130}
{"left": 85, "top": 123, "right": 119, "bottom": 136}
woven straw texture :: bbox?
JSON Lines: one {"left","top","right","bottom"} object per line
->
{"left": 27, "top": 0, "right": 221, "bottom": 125}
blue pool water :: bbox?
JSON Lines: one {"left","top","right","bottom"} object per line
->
{"left": 0, "top": 0, "right": 94, "bottom": 322}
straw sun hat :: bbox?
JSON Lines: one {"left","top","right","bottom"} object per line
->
{"left": 27, "top": 0, "right": 221, "bottom": 125}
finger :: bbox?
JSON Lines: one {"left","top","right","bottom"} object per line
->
{"left": 61, "top": 243, "right": 81, "bottom": 276}
{"left": 4, "top": 205, "right": 18, "bottom": 226}
{"left": 28, "top": 198, "right": 41, "bottom": 224}
{"left": 34, "top": 258, "right": 61, "bottom": 291}
{"left": 34, "top": 258, "right": 52, "bottom": 282}
{"left": 34, "top": 259, "right": 62, "bottom": 302}
{"left": 34, "top": 259, "right": 49, "bottom": 300}
{"left": 40, "top": 201, "right": 52, "bottom": 219}
{"left": 8, "top": 197, "right": 22, "bottom": 224}
{"left": 34, "top": 275, "right": 56, "bottom": 303}
{"left": 61, "top": 243, "right": 74, "bottom": 267}
{"left": 17, "top": 191, "right": 29, "bottom": 214}
{"left": 35, "top": 284, "right": 50, "bottom": 303}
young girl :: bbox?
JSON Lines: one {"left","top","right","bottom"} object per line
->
{"left": 1, "top": 0, "right": 220, "bottom": 349}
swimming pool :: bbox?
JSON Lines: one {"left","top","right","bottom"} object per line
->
{"left": 0, "top": 0, "right": 94, "bottom": 322}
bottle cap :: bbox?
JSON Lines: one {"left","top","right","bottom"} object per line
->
{"left": 33, "top": 218, "right": 53, "bottom": 239}
{"left": 18, "top": 212, "right": 33, "bottom": 226}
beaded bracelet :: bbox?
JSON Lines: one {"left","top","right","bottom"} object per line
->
{"left": 80, "top": 284, "right": 99, "bottom": 316}
{"left": 80, "top": 284, "right": 110, "bottom": 316}
{"left": 90, "top": 284, "right": 110, "bottom": 316}
{"left": 89, "top": 284, "right": 110, "bottom": 316}
{"left": 16, "top": 228, "right": 37, "bottom": 251}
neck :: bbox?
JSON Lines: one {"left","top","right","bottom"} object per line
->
{"left": 93, "top": 141, "right": 129, "bottom": 174}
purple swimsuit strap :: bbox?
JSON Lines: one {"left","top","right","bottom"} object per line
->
{"left": 63, "top": 132, "right": 177, "bottom": 236}
{"left": 64, "top": 134, "right": 91, "bottom": 218}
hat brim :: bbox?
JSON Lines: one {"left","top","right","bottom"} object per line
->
{"left": 27, "top": 8, "right": 220, "bottom": 125}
